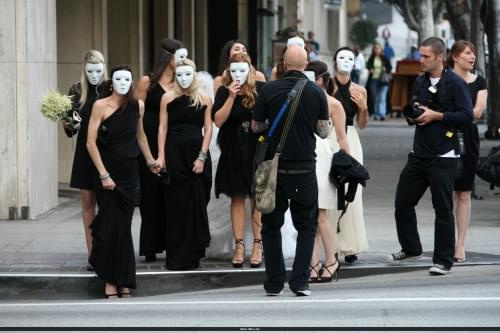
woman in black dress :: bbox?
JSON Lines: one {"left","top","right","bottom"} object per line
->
{"left": 213, "top": 53, "right": 264, "bottom": 268}
{"left": 136, "top": 38, "right": 185, "bottom": 262}
{"left": 63, "top": 50, "right": 107, "bottom": 270}
{"left": 448, "top": 41, "right": 488, "bottom": 263}
{"left": 87, "top": 66, "right": 157, "bottom": 298}
{"left": 157, "top": 59, "right": 213, "bottom": 270}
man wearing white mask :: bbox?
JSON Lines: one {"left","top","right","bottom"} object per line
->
{"left": 64, "top": 50, "right": 108, "bottom": 272}
{"left": 213, "top": 53, "right": 265, "bottom": 269}
{"left": 156, "top": 59, "right": 213, "bottom": 270}
{"left": 87, "top": 65, "right": 157, "bottom": 299}
{"left": 330, "top": 46, "right": 369, "bottom": 265}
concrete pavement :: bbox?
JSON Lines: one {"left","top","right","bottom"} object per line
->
{"left": 0, "top": 118, "right": 499, "bottom": 300}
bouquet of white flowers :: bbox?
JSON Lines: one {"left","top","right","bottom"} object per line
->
{"left": 40, "top": 91, "right": 80, "bottom": 131}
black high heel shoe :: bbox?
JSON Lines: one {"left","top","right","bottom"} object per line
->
{"left": 319, "top": 260, "right": 340, "bottom": 283}
{"left": 144, "top": 254, "right": 157, "bottom": 263}
{"left": 344, "top": 254, "right": 358, "bottom": 264}
{"left": 308, "top": 261, "right": 322, "bottom": 283}
{"left": 232, "top": 239, "right": 245, "bottom": 268}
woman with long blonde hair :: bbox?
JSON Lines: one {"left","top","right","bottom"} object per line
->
{"left": 156, "top": 59, "right": 213, "bottom": 270}
{"left": 63, "top": 50, "right": 107, "bottom": 271}
{"left": 213, "top": 52, "right": 265, "bottom": 268}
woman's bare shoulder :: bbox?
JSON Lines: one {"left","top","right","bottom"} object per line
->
{"left": 350, "top": 82, "right": 367, "bottom": 94}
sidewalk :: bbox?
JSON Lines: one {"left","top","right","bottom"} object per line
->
{"left": 1, "top": 118, "right": 499, "bottom": 299}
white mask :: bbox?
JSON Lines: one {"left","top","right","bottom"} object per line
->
{"left": 229, "top": 62, "right": 250, "bottom": 85}
{"left": 336, "top": 50, "right": 355, "bottom": 74}
{"left": 175, "top": 48, "right": 188, "bottom": 63}
{"left": 112, "top": 70, "right": 132, "bottom": 95}
{"left": 85, "top": 63, "right": 105, "bottom": 86}
{"left": 304, "top": 70, "right": 315, "bottom": 81}
{"left": 287, "top": 37, "right": 305, "bottom": 48}
{"left": 176, "top": 65, "right": 194, "bottom": 89}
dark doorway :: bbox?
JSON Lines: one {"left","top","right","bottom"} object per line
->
{"left": 207, "top": 0, "right": 238, "bottom": 75}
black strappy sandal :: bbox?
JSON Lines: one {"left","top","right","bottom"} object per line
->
{"left": 319, "top": 260, "right": 340, "bottom": 283}
{"left": 308, "top": 261, "right": 322, "bottom": 283}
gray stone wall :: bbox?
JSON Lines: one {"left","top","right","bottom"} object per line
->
{"left": 0, "top": 0, "right": 58, "bottom": 219}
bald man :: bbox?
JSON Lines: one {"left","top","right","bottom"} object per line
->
{"left": 251, "top": 44, "right": 330, "bottom": 297}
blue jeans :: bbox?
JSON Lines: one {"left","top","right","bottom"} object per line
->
{"left": 368, "top": 79, "right": 389, "bottom": 119}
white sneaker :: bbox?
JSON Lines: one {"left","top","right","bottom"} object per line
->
{"left": 429, "top": 264, "right": 451, "bottom": 275}
{"left": 387, "top": 250, "right": 423, "bottom": 262}
{"left": 293, "top": 289, "right": 311, "bottom": 297}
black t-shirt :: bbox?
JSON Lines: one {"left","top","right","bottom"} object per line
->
{"left": 468, "top": 75, "right": 487, "bottom": 106}
{"left": 252, "top": 71, "right": 329, "bottom": 169}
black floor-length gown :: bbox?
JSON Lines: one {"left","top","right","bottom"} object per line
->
{"left": 89, "top": 101, "right": 140, "bottom": 289}
{"left": 138, "top": 83, "right": 167, "bottom": 257}
{"left": 212, "top": 81, "right": 264, "bottom": 198}
{"left": 67, "top": 82, "right": 102, "bottom": 190}
{"left": 163, "top": 95, "right": 212, "bottom": 270}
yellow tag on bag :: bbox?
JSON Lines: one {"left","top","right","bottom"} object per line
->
{"left": 446, "top": 131, "right": 454, "bottom": 138}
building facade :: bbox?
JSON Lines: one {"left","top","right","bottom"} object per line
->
{"left": 0, "top": 0, "right": 345, "bottom": 220}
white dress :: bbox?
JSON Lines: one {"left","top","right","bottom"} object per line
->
{"left": 315, "top": 133, "right": 337, "bottom": 210}
{"left": 327, "top": 126, "right": 369, "bottom": 255}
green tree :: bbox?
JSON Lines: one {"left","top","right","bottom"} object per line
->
{"left": 350, "top": 19, "right": 378, "bottom": 50}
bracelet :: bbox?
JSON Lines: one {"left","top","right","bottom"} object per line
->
{"left": 197, "top": 150, "right": 207, "bottom": 162}
{"left": 99, "top": 172, "right": 110, "bottom": 180}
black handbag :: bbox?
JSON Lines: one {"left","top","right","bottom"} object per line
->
{"left": 476, "top": 145, "right": 500, "bottom": 187}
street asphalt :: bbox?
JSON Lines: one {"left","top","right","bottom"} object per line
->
{"left": 0, "top": 118, "right": 499, "bottom": 301}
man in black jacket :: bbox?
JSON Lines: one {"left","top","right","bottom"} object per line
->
{"left": 251, "top": 45, "right": 330, "bottom": 296}
{"left": 389, "top": 37, "right": 473, "bottom": 275}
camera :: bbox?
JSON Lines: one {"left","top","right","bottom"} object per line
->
{"left": 403, "top": 102, "right": 424, "bottom": 126}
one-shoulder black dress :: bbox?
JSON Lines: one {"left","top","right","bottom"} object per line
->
{"left": 163, "top": 95, "right": 212, "bottom": 270}
{"left": 138, "top": 83, "right": 167, "bottom": 257}
{"left": 67, "top": 82, "right": 102, "bottom": 190}
{"left": 89, "top": 102, "right": 140, "bottom": 289}
{"left": 212, "top": 81, "right": 263, "bottom": 198}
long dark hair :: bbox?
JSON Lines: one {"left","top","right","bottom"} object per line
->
{"left": 306, "top": 60, "right": 334, "bottom": 95}
{"left": 102, "top": 65, "right": 136, "bottom": 111}
{"left": 218, "top": 40, "right": 248, "bottom": 75}
{"left": 150, "top": 38, "right": 184, "bottom": 90}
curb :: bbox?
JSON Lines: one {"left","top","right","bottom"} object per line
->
{"left": 1, "top": 262, "right": 498, "bottom": 301}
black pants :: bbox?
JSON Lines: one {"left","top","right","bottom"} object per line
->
{"left": 261, "top": 171, "right": 318, "bottom": 293}
{"left": 394, "top": 153, "right": 459, "bottom": 268}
